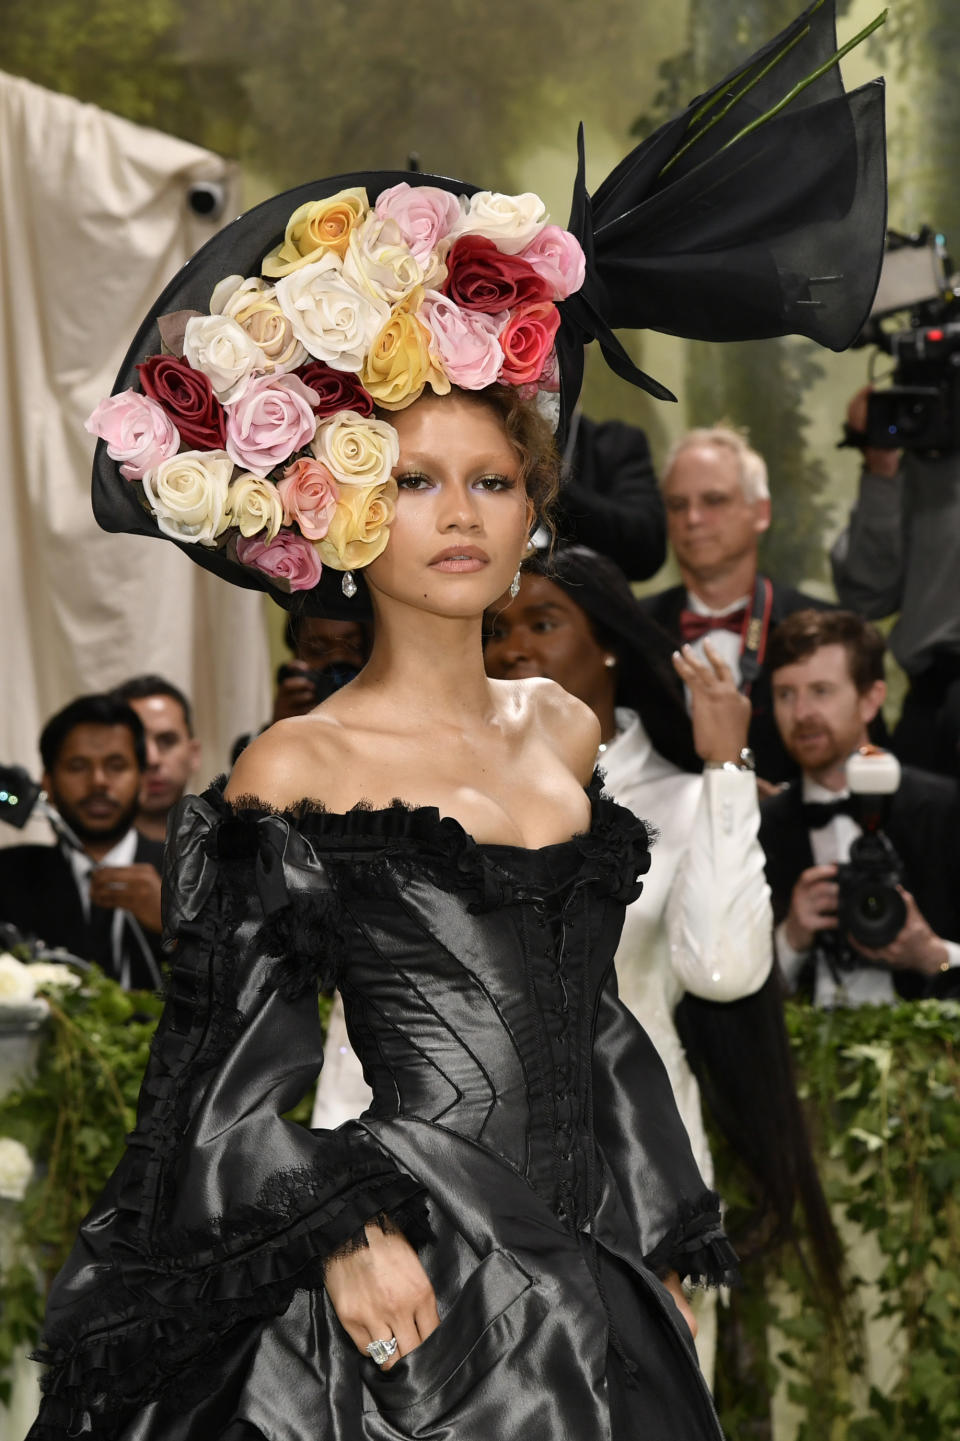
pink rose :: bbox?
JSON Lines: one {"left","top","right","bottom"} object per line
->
{"left": 236, "top": 529, "right": 323, "bottom": 591}
{"left": 276, "top": 458, "right": 340, "bottom": 540}
{"left": 518, "top": 226, "right": 586, "bottom": 301}
{"left": 85, "top": 390, "right": 180, "bottom": 481}
{"left": 419, "top": 291, "right": 504, "bottom": 389}
{"left": 225, "top": 374, "right": 319, "bottom": 477}
{"left": 374, "top": 183, "right": 462, "bottom": 265}
{"left": 497, "top": 302, "right": 561, "bottom": 386}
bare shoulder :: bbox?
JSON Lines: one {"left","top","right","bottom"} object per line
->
{"left": 224, "top": 714, "right": 346, "bottom": 810}
{"left": 497, "top": 677, "right": 600, "bottom": 785}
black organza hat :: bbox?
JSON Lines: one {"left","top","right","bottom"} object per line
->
{"left": 90, "top": 0, "right": 886, "bottom": 620}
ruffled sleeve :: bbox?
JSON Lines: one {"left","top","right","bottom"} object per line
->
{"left": 591, "top": 962, "right": 737, "bottom": 1288}
{"left": 29, "top": 785, "right": 429, "bottom": 1441}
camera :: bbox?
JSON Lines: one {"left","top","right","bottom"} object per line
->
{"left": 857, "top": 228, "right": 960, "bottom": 455}
{"left": 830, "top": 748, "right": 907, "bottom": 957}
{"left": 275, "top": 662, "right": 361, "bottom": 705}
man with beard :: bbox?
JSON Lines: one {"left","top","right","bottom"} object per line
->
{"left": 0, "top": 694, "right": 164, "bottom": 989}
{"left": 759, "top": 611, "right": 960, "bottom": 1005}
{"left": 113, "top": 675, "right": 201, "bottom": 844}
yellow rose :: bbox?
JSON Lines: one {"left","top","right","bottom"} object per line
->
{"left": 224, "top": 473, "right": 285, "bottom": 541}
{"left": 361, "top": 292, "right": 451, "bottom": 410}
{"left": 315, "top": 478, "right": 398, "bottom": 570}
{"left": 262, "top": 189, "right": 369, "bottom": 276}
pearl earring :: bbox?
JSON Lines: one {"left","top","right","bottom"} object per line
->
{"left": 604, "top": 655, "right": 617, "bottom": 669}
{"left": 509, "top": 570, "right": 521, "bottom": 600}
{"left": 341, "top": 571, "right": 357, "bottom": 599}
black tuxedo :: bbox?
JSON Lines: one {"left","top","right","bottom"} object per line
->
{"left": 759, "top": 767, "right": 960, "bottom": 1000}
{"left": 555, "top": 417, "right": 666, "bottom": 582}
{"left": 641, "top": 579, "right": 834, "bottom": 784}
{"left": 0, "top": 832, "right": 165, "bottom": 990}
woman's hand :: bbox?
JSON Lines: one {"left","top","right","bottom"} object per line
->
{"left": 672, "top": 640, "right": 751, "bottom": 765}
{"left": 324, "top": 1223, "right": 440, "bottom": 1370}
{"left": 662, "top": 1269, "right": 698, "bottom": 1340}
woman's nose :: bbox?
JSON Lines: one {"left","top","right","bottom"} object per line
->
{"left": 438, "top": 481, "right": 482, "bottom": 531}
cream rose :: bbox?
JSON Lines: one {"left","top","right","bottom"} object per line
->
{"left": 142, "top": 450, "right": 233, "bottom": 545}
{"left": 0, "top": 953, "right": 36, "bottom": 1003}
{"left": 453, "top": 191, "right": 548, "bottom": 254}
{"left": 0, "top": 1137, "right": 34, "bottom": 1202}
{"left": 315, "top": 479, "right": 398, "bottom": 570}
{"left": 224, "top": 473, "right": 285, "bottom": 540}
{"left": 262, "top": 188, "right": 369, "bottom": 276}
{"left": 342, "top": 214, "right": 423, "bottom": 307}
{"left": 312, "top": 411, "right": 400, "bottom": 487}
{"left": 275, "top": 254, "right": 389, "bottom": 372}
{"left": 211, "top": 275, "right": 307, "bottom": 376}
{"left": 361, "top": 297, "right": 450, "bottom": 409}
{"left": 27, "top": 962, "right": 82, "bottom": 993}
{"left": 183, "top": 314, "right": 263, "bottom": 404}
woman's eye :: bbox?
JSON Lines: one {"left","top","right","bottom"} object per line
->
{"left": 474, "top": 474, "right": 514, "bottom": 492}
{"left": 395, "top": 472, "right": 433, "bottom": 490}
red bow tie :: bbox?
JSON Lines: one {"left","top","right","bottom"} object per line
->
{"left": 678, "top": 607, "right": 747, "bottom": 644}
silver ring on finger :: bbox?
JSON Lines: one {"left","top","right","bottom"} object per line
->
{"left": 366, "top": 1336, "right": 398, "bottom": 1366}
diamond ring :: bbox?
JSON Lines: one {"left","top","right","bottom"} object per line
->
{"left": 366, "top": 1336, "right": 399, "bottom": 1366}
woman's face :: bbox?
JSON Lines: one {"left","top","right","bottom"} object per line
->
{"left": 364, "top": 393, "right": 532, "bottom": 618}
{"left": 484, "top": 572, "right": 617, "bottom": 715}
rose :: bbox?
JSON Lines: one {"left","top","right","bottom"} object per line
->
{"left": 361, "top": 296, "right": 449, "bottom": 409}
{"left": 261, "top": 188, "right": 368, "bottom": 276}
{"left": 0, "top": 1137, "right": 34, "bottom": 1202}
{"left": 315, "top": 479, "right": 398, "bottom": 570}
{"left": 452, "top": 190, "right": 547, "bottom": 254}
{"left": 442, "top": 236, "right": 551, "bottom": 314}
{"left": 374, "top": 182, "right": 462, "bottom": 266}
{"left": 0, "top": 953, "right": 36, "bottom": 1003}
{"left": 275, "top": 254, "right": 389, "bottom": 372}
{"left": 225, "top": 374, "right": 319, "bottom": 477}
{"left": 518, "top": 226, "right": 586, "bottom": 301}
{"left": 419, "top": 291, "right": 504, "bottom": 389}
{"left": 236, "top": 529, "right": 324, "bottom": 591}
{"left": 497, "top": 302, "right": 561, "bottom": 385}
{"left": 137, "top": 354, "right": 227, "bottom": 450}
{"left": 183, "top": 313, "right": 264, "bottom": 403}
{"left": 141, "top": 450, "right": 233, "bottom": 544}
{"left": 276, "top": 458, "right": 339, "bottom": 540}
{"left": 210, "top": 276, "right": 307, "bottom": 376}
{"left": 342, "top": 214, "right": 423, "bottom": 307}
{"left": 85, "top": 391, "right": 181, "bottom": 482}
{"left": 27, "top": 962, "right": 82, "bottom": 993}
{"left": 224, "top": 473, "right": 285, "bottom": 541}
{"left": 312, "top": 411, "right": 400, "bottom": 487}
{"left": 296, "top": 362, "right": 374, "bottom": 419}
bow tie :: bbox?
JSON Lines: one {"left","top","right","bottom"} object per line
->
{"left": 678, "top": 607, "right": 747, "bottom": 644}
{"left": 802, "top": 797, "right": 858, "bottom": 829}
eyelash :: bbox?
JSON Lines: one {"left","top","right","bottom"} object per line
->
{"left": 395, "top": 472, "right": 515, "bottom": 493}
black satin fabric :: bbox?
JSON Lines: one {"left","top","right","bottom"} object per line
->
{"left": 29, "top": 775, "right": 733, "bottom": 1441}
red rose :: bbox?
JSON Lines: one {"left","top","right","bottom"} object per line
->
{"left": 296, "top": 362, "right": 375, "bottom": 419}
{"left": 137, "top": 354, "right": 226, "bottom": 450}
{"left": 442, "top": 236, "right": 551, "bottom": 314}
{"left": 498, "top": 302, "right": 562, "bottom": 385}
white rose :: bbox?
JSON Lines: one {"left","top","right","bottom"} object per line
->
{"left": 27, "top": 962, "right": 82, "bottom": 993}
{"left": 275, "top": 253, "right": 389, "bottom": 372}
{"left": 183, "top": 314, "right": 263, "bottom": 405}
{"left": 0, "top": 1137, "right": 34, "bottom": 1202}
{"left": 342, "top": 214, "right": 424, "bottom": 307}
{"left": 0, "top": 953, "right": 36, "bottom": 1004}
{"left": 312, "top": 411, "right": 400, "bottom": 488}
{"left": 210, "top": 276, "right": 308, "bottom": 377}
{"left": 225, "top": 473, "right": 285, "bottom": 540}
{"left": 453, "top": 191, "right": 548, "bottom": 255}
{"left": 142, "top": 450, "right": 233, "bottom": 545}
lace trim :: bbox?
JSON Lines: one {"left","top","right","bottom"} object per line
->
{"left": 643, "top": 1191, "right": 740, "bottom": 1289}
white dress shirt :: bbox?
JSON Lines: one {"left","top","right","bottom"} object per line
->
{"left": 312, "top": 708, "right": 774, "bottom": 1186}
{"left": 774, "top": 778, "right": 960, "bottom": 1007}
{"left": 63, "top": 828, "right": 151, "bottom": 989}
{"left": 683, "top": 590, "right": 751, "bottom": 692}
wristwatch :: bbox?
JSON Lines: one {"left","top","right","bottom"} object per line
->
{"left": 704, "top": 747, "right": 756, "bottom": 773}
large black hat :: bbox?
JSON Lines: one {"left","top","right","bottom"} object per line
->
{"left": 92, "top": 0, "right": 886, "bottom": 618}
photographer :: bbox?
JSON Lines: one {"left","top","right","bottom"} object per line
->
{"left": 832, "top": 386, "right": 960, "bottom": 777}
{"left": 271, "top": 614, "right": 370, "bottom": 721}
{"left": 759, "top": 610, "right": 960, "bottom": 1005}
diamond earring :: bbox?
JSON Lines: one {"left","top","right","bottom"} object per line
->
{"left": 341, "top": 571, "right": 357, "bottom": 599}
{"left": 604, "top": 655, "right": 617, "bottom": 669}
{"left": 509, "top": 570, "right": 521, "bottom": 600}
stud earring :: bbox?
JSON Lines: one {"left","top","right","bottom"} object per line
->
{"left": 509, "top": 570, "right": 521, "bottom": 600}
{"left": 604, "top": 655, "right": 617, "bottom": 669}
{"left": 341, "top": 571, "right": 357, "bottom": 599}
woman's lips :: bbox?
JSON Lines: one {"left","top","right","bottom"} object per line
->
{"left": 430, "top": 556, "right": 488, "bottom": 572}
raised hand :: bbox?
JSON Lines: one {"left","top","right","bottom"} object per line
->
{"left": 672, "top": 640, "right": 751, "bottom": 765}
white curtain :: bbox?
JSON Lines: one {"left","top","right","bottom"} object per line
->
{"left": 0, "top": 72, "right": 270, "bottom": 841}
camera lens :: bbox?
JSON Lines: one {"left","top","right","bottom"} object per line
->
{"left": 844, "top": 880, "right": 907, "bottom": 949}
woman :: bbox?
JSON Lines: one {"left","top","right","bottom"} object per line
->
{"left": 31, "top": 9, "right": 882, "bottom": 1436}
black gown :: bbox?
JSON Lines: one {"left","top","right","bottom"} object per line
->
{"left": 29, "top": 774, "right": 735, "bottom": 1441}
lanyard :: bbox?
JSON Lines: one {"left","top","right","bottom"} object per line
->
{"left": 738, "top": 574, "right": 774, "bottom": 698}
